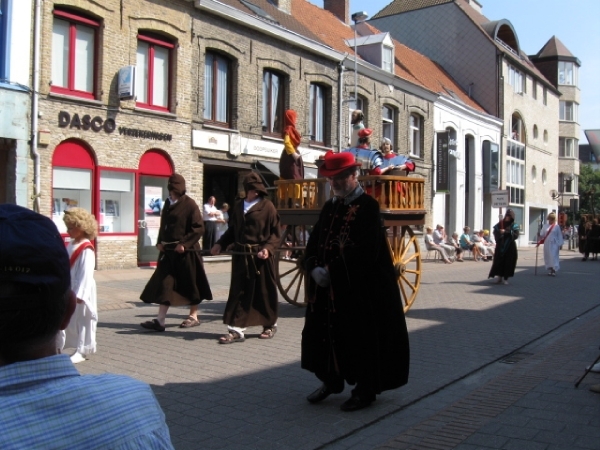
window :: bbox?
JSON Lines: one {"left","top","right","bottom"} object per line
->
{"left": 382, "top": 46, "right": 393, "bottom": 73}
{"left": 533, "top": 125, "right": 538, "bottom": 140}
{"left": 559, "top": 173, "right": 578, "bottom": 195}
{"left": 309, "top": 83, "right": 326, "bottom": 143}
{"left": 559, "top": 137, "right": 578, "bottom": 158}
{"left": 409, "top": 113, "right": 423, "bottom": 158}
{"left": 99, "top": 170, "right": 135, "bottom": 233}
{"left": 347, "top": 97, "right": 364, "bottom": 145}
{"left": 51, "top": 9, "right": 99, "bottom": 99}
{"left": 204, "top": 51, "right": 231, "bottom": 126}
{"left": 531, "top": 165, "right": 537, "bottom": 183}
{"left": 508, "top": 64, "right": 524, "bottom": 94}
{"left": 0, "top": 0, "right": 10, "bottom": 81}
{"left": 559, "top": 101, "right": 578, "bottom": 122}
{"left": 382, "top": 105, "right": 395, "bottom": 144}
{"left": 558, "top": 61, "right": 577, "bottom": 86}
{"left": 136, "top": 33, "right": 173, "bottom": 111}
{"left": 506, "top": 140, "right": 525, "bottom": 207}
{"left": 262, "top": 70, "right": 286, "bottom": 134}
{"left": 532, "top": 79, "right": 537, "bottom": 100}
{"left": 543, "top": 86, "right": 547, "bottom": 105}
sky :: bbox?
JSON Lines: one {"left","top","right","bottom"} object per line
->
{"left": 308, "top": 0, "right": 600, "bottom": 144}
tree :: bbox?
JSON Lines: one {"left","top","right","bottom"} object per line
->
{"left": 578, "top": 164, "right": 600, "bottom": 216}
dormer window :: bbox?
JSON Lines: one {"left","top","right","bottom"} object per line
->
{"left": 383, "top": 46, "right": 393, "bottom": 73}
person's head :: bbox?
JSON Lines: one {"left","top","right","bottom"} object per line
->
{"left": 351, "top": 109, "right": 364, "bottom": 125}
{"left": 463, "top": 226, "right": 470, "bottom": 233}
{"left": 284, "top": 109, "right": 297, "bottom": 127}
{"left": 504, "top": 209, "right": 515, "bottom": 224}
{"left": 426, "top": 226, "right": 433, "bottom": 234}
{"left": 436, "top": 224, "right": 444, "bottom": 231}
{"left": 318, "top": 151, "right": 361, "bottom": 197}
{"left": 452, "top": 232, "right": 459, "bottom": 239}
{"left": 547, "top": 212, "right": 556, "bottom": 223}
{"left": 221, "top": 203, "right": 229, "bottom": 211}
{"left": 243, "top": 172, "right": 268, "bottom": 202}
{"left": 379, "top": 137, "right": 392, "bottom": 154}
{"left": 168, "top": 173, "right": 186, "bottom": 198}
{"left": 0, "top": 205, "right": 75, "bottom": 365}
{"left": 207, "top": 196, "right": 216, "bottom": 206}
{"left": 63, "top": 208, "right": 98, "bottom": 241}
{"left": 357, "top": 128, "right": 373, "bottom": 146}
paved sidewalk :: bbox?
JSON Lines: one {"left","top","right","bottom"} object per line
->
{"left": 83, "top": 248, "right": 600, "bottom": 450}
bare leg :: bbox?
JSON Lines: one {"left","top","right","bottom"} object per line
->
{"left": 157, "top": 304, "right": 169, "bottom": 326}
{"left": 189, "top": 304, "right": 199, "bottom": 320}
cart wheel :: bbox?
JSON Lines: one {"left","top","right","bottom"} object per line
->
{"left": 275, "top": 248, "right": 307, "bottom": 307}
{"left": 387, "top": 225, "right": 422, "bottom": 313}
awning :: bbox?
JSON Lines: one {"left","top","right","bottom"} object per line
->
{"left": 255, "top": 160, "right": 318, "bottom": 179}
{"left": 199, "top": 158, "right": 252, "bottom": 170}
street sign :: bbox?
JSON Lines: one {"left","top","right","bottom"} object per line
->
{"left": 491, "top": 190, "right": 509, "bottom": 208}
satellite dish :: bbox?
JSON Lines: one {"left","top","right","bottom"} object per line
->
{"left": 550, "top": 189, "right": 560, "bottom": 200}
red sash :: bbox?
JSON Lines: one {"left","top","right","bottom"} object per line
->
{"left": 69, "top": 241, "right": 95, "bottom": 268}
{"left": 537, "top": 224, "right": 555, "bottom": 246}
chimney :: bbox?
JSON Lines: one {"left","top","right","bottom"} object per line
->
{"left": 324, "top": 0, "right": 349, "bottom": 25}
{"left": 272, "top": 0, "right": 292, "bottom": 14}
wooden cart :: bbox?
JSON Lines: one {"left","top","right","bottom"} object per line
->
{"left": 274, "top": 174, "right": 426, "bottom": 313}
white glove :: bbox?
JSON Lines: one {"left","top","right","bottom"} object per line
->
{"left": 311, "top": 267, "right": 330, "bottom": 288}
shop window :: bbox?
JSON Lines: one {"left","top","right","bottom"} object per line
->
{"left": 99, "top": 170, "right": 135, "bottom": 233}
{"left": 382, "top": 105, "right": 395, "bottom": 146}
{"left": 52, "top": 140, "right": 95, "bottom": 233}
{"left": 262, "top": 70, "right": 286, "bottom": 134}
{"left": 309, "top": 83, "right": 326, "bottom": 144}
{"left": 51, "top": 9, "right": 99, "bottom": 99}
{"left": 409, "top": 113, "right": 423, "bottom": 158}
{"left": 136, "top": 33, "right": 174, "bottom": 112}
{"left": 204, "top": 51, "right": 231, "bottom": 126}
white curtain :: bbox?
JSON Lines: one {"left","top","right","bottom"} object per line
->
{"left": 216, "top": 56, "right": 228, "bottom": 122}
{"left": 314, "top": 85, "right": 324, "bottom": 142}
{"left": 74, "top": 24, "right": 94, "bottom": 92}
{"left": 270, "top": 74, "right": 279, "bottom": 133}
{"left": 52, "top": 19, "right": 69, "bottom": 88}
{"left": 153, "top": 45, "right": 169, "bottom": 107}
{"left": 136, "top": 42, "right": 148, "bottom": 103}
{"left": 203, "top": 53, "right": 214, "bottom": 119}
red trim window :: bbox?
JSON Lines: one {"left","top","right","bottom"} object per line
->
{"left": 136, "top": 33, "right": 174, "bottom": 112}
{"left": 51, "top": 9, "right": 99, "bottom": 99}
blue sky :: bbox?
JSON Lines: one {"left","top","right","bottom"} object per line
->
{"left": 308, "top": 0, "right": 599, "bottom": 144}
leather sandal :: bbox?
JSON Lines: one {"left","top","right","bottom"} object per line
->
{"left": 259, "top": 326, "right": 277, "bottom": 339}
{"left": 219, "top": 331, "right": 245, "bottom": 344}
{"left": 180, "top": 316, "right": 200, "bottom": 328}
{"left": 140, "top": 319, "right": 165, "bottom": 332}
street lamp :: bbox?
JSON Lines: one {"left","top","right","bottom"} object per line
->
{"left": 351, "top": 11, "right": 368, "bottom": 105}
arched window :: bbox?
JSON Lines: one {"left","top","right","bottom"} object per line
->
{"left": 136, "top": 32, "right": 174, "bottom": 111}
{"left": 51, "top": 8, "right": 100, "bottom": 99}
{"left": 204, "top": 51, "right": 232, "bottom": 126}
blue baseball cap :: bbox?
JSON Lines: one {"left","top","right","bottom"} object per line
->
{"left": 0, "top": 204, "right": 70, "bottom": 300}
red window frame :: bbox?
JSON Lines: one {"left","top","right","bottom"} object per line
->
{"left": 51, "top": 9, "right": 99, "bottom": 100}
{"left": 136, "top": 34, "right": 174, "bottom": 112}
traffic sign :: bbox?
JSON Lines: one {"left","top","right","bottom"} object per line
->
{"left": 491, "top": 190, "right": 509, "bottom": 208}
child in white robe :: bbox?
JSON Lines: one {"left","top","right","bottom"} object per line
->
{"left": 60, "top": 208, "right": 98, "bottom": 363}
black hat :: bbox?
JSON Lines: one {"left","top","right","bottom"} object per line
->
{"left": 0, "top": 205, "right": 70, "bottom": 304}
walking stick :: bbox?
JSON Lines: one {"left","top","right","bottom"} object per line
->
{"left": 575, "top": 349, "right": 600, "bottom": 388}
{"left": 534, "top": 243, "right": 539, "bottom": 276}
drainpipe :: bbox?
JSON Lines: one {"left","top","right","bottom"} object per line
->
{"left": 31, "top": 0, "right": 42, "bottom": 212}
{"left": 337, "top": 62, "right": 344, "bottom": 152}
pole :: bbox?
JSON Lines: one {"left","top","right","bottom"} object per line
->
{"left": 354, "top": 24, "right": 358, "bottom": 105}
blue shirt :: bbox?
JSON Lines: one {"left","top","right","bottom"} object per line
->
{"left": 0, "top": 354, "right": 174, "bottom": 450}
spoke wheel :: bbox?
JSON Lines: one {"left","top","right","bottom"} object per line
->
{"left": 275, "top": 248, "right": 307, "bottom": 307}
{"left": 387, "top": 225, "right": 422, "bottom": 313}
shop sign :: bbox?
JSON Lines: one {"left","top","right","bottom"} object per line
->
{"left": 58, "top": 111, "right": 116, "bottom": 133}
{"left": 243, "top": 138, "right": 281, "bottom": 159}
{"left": 118, "top": 127, "right": 172, "bottom": 141}
{"left": 192, "top": 129, "right": 229, "bottom": 151}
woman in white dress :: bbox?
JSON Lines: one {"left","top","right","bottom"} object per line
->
{"left": 215, "top": 203, "right": 229, "bottom": 241}
{"left": 538, "top": 212, "right": 564, "bottom": 276}
{"left": 60, "top": 208, "right": 98, "bottom": 363}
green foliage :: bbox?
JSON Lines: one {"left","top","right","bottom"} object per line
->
{"left": 578, "top": 164, "right": 600, "bottom": 216}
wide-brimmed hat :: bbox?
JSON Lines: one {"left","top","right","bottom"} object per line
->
{"left": 318, "top": 151, "right": 361, "bottom": 178}
{"left": 243, "top": 172, "right": 268, "bottom": 196}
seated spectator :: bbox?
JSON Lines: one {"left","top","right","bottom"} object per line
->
{"left": 424, "top": 226, "right": 453, "bottom": 264}
{"left": 449, "top": 232, "right": 464, "bottom": 262}
{"left": 433, "top": 224, "right": 456, "bottom": 258}
{"left": 483, "top": 229, "right": 495, "bottom": 246}
{"left": 459, "top": 226, "right": 481, "bottom": 261}
{"left": 0, "top": 204, "right": 174, "bottom": 450}
{"left": 473, "top": 230, "right": 493, "bottom": 261}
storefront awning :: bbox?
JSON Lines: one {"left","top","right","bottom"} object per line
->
{"left": 199, "top": 158, "right": 252, "bottom": 170}
{"left": 255, "top": 160, "right": 318, "bottom": 179}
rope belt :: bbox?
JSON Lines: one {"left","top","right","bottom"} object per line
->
{"left": 235, "top": 242, "right": 261, "bottom": 276}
